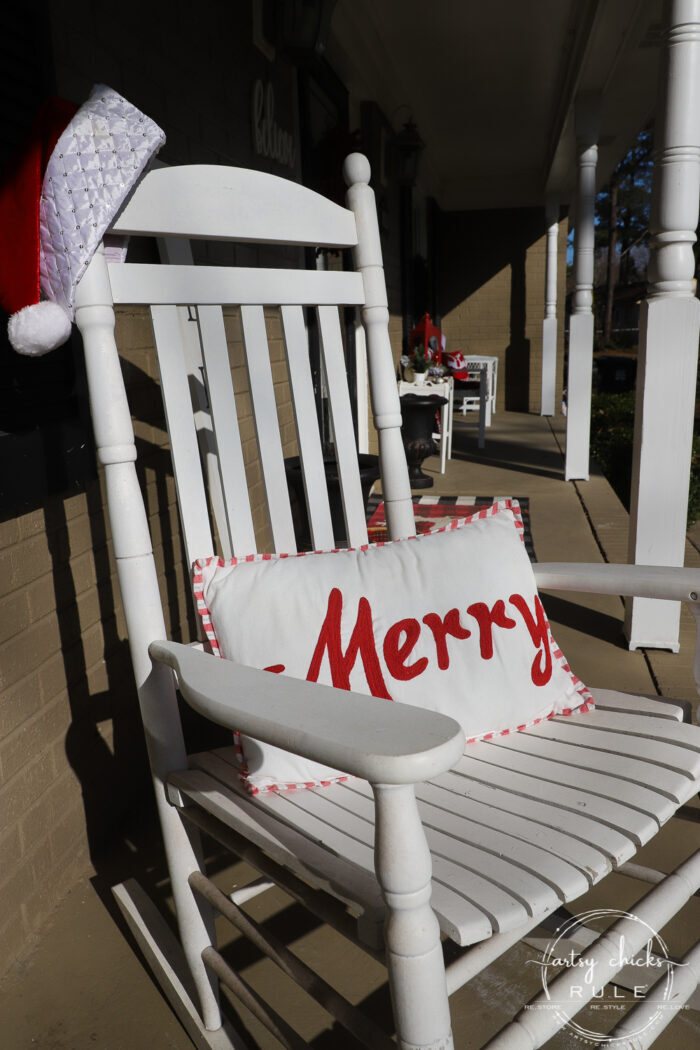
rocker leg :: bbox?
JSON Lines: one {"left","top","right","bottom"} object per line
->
{"left": 373, "top": 783, "right": 454, "bottom": 1050}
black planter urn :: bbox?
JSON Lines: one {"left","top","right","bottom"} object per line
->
{"left": 284, "top": 453, "right": 380, "bottom": 550}
{"left": 399, "top": 393, "right": 448, "bottom": 489}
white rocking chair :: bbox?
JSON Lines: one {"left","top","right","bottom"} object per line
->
{"left": 73, "top": 156, "right": 700, "bottom": 1050}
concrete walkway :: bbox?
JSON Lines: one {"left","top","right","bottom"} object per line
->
{"left": 1, "top": 411, "right": 698, "bottom": 1049}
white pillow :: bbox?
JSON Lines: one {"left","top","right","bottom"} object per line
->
{"left": 193, "top": 501, "right": 592, "bottom": 794}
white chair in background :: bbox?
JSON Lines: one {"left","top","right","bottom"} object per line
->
{"left": 454, "top": 355, "right": 498, "bottom": 425}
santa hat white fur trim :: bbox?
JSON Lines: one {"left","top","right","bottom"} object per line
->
{"left": 8, "top": 300, "right": 73, "bottom": 356}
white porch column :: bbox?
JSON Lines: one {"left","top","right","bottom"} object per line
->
{"left": 625, "top": 0, "right": 700, "bottom": 651}
{"left": 565, "top": 94, "right": 600, "bottom": 480}
{"left": 541, "top": 198, "right": 559, "bottom": 416}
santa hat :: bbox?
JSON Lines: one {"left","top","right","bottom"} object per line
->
{"left": 0, "top": 84, "right": 165, "bottom": 356}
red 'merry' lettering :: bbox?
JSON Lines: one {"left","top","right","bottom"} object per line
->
{"left": 422, "top": 609, "right": 471, "bottom": 669}
{"left": 306, "top": 587, "right": 393, "bottom": 700}
{"left": 509, "top": 593, "right": 552, "bottom": 686}
{"left": 466, "top": 600, "right": 517, "bottom": 659}
{"left": 383, "top": 618, "right": 428, "bottom": 680}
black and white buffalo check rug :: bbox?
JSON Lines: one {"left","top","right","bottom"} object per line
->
{"left": 365, "top": 495, "right": 535, "bottom": 561}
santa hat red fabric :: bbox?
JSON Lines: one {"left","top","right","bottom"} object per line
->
{"left": 0, "top": 84, "right": 165, "bottom": 356}
{"left": 0, "top": 98, "right": 78, "bottom": 352}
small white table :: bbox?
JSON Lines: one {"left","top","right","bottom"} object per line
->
{"left": 398, "top": 376, "right": 454, "bottom": 472}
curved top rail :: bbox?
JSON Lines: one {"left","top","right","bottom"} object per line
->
{"left": 111, "top": 164, "right": 359, "bottom": 247}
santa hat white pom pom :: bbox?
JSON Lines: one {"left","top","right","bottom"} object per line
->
{"left": 8, "top": 300, "right": 72, "bottom": 356}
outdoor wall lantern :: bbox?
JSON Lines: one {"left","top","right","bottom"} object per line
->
{"left": 395, "top": 119, "right": 424, "bottom": 186}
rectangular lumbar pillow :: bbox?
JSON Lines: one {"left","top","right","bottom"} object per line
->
{"left": 193, "top": 501, "right": 592, "bottom": 794}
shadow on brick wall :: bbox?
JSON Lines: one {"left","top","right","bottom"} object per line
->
{"left": 3, "top": 349, "right": 220, "bottom": 884}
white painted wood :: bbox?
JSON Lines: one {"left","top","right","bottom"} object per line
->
{"left": 191, "top": 872, "right": 396, "bottom": 1050}
{"left": 77, "top": 161, "right": 700, "bottom": 1050}
{"left": 540, "top": 317, "right": 557, "bottom": 418}
{"left": 354, "top": 315, "right": 370, "bottom": 454}
{"left": 470, "top": 740, "right": 678, "bottom": 823}
{"left": 550, "top": 707, "right": 700, "bottom": 751}
{"left": 541, "top": 199, "right": 558, "bottom": 416}
{"left": 151, "top": 640, "right": 464, "bottom": 785}
{"left": 591, "top": 689, "right": 685, "bottom": 721}
{"left": 542, "top": 717, "right": 700, "bottom": 781}
{"left": 112, "top": 164, "right": 359, "bottom": 247}
{"left": 196, "top": 306, "right": 258, "bottom": 557}
{"left": 487, "top": 729, "right": 690, "bottom": 803}
{"left": 624, "top": 299, "right": 699, "bottom": 650}
{"left": 240, "top": 305, "right": 297, "bottom": 554}
{"left": 565, "top": 94, "right": 599, "bottom": 480}
{"left": 534, "top": 559, "right": 700, "bottom": 601}
{"left": 108, "top": 263, "right": 364, "bottom": 308}
{"left": 415, "top": 777, "right": 611, "bottom": 875}
{"left": 156, "top": 236, "right": 233, "bottom": 560}
{"left": 344, "top": 154, "right": 415, "bottom": 540}
{"left": 156, "top": 661, "right": 700, "bottom": 948}
{"left": 280, "top": 305, "right": 335, "bottom": 550}
{"left": 183, "top": 308, "right": 234, "bottom": 563}
{"left": 150, "top": 306, "right": 214, "bottom": 567}
{"left": 373, "top": 783, "right": 454, "bottom": 1050}
{"left": 112, "top": 881, "right": 247, "bottom": 1050}
{"left": 454, "top": 358, "right": 497, "bottom": 426}
{"left": 75, "top": 249, "right": 222, "bottom": 1031}
{"left": 286, "top": 782, "right": 556, "bottom": 929}
{"left": 434, "top": 769, "right": 637, "bottom": 869}
{"left": 626, "top": 5, "right": 700, "bottom": 650}
{"left": 608, "top": 940, "right": 700, "bottom": 1047}
{"left": 317, "top": 304, "right": 368, "bottom": 546}
{"left": 484, "top": 850, "right": 700, "bottom": 1050}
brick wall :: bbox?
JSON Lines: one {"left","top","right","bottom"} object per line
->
{"left": 438, "top": 208, "right": 568, "bottom": 414}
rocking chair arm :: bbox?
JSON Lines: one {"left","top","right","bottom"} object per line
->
{"left": 149, "top": 640, "right": 465, "bottom": 785}
{"left": 535, "top": 562, "right": 700, "bottom": 603}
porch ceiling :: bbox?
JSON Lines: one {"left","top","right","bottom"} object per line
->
{"left": 327, "top": 0, "right": 664, "bottom": 211}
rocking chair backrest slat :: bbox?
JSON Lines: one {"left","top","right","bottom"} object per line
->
{"left": 240, "top": 304, "right": 297, "bottom": 554}
{"left": 181, "top": 309, "right": 234, "bottom": 562}
{"left": 111, "top": 164, "right": 360, "bottom": 247}
{"left": 107, "top": 264, "right": 365, "bottom": 308}
{"left": 150, "top": 305, "right": 215, "bottom": 566}
{"left": 317, "top": 305, "right": 369, "bottom": 548}
{"left": 155, "top": 235, "right": 234, "bottom": 561}
{"left": 195, "top": 305, "right": 258, "bottom": 558}
{"left": 280, "top": 305, "right": 335, "bottom": 551}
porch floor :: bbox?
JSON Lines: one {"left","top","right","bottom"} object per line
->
{"left": 1, "top": 411, "right": 699, "bottom": 1049}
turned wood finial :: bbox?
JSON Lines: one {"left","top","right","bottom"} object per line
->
{"left": 343, "top": 152, "right": 371, "bottom": 188}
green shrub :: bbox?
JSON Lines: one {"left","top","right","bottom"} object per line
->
{"left": 589, "top": 392, "right": 700, "bottom": 528}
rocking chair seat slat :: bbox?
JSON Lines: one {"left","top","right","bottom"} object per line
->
{"left": 412, "top": 780, "right": 612, "bottom": 879}
{"left": 303, "top": 780, "right": 590, "bottom": 909}
{"left": 537, "top": 712, "right": 700, "bottom": 768}
{"left": 454, "top": 739, "right": 678, "bottom": 820}
{"left": 429, "top": 770, "right": 638, "bottom": 866}
{"left": 590, "top": 687, "right": 686, "bottom": 720}
{"left": 274, "top": 781, "right": 559, "bottom": 928}
{"left": 168, "top": 699, "right": 700, "bottom": 950}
